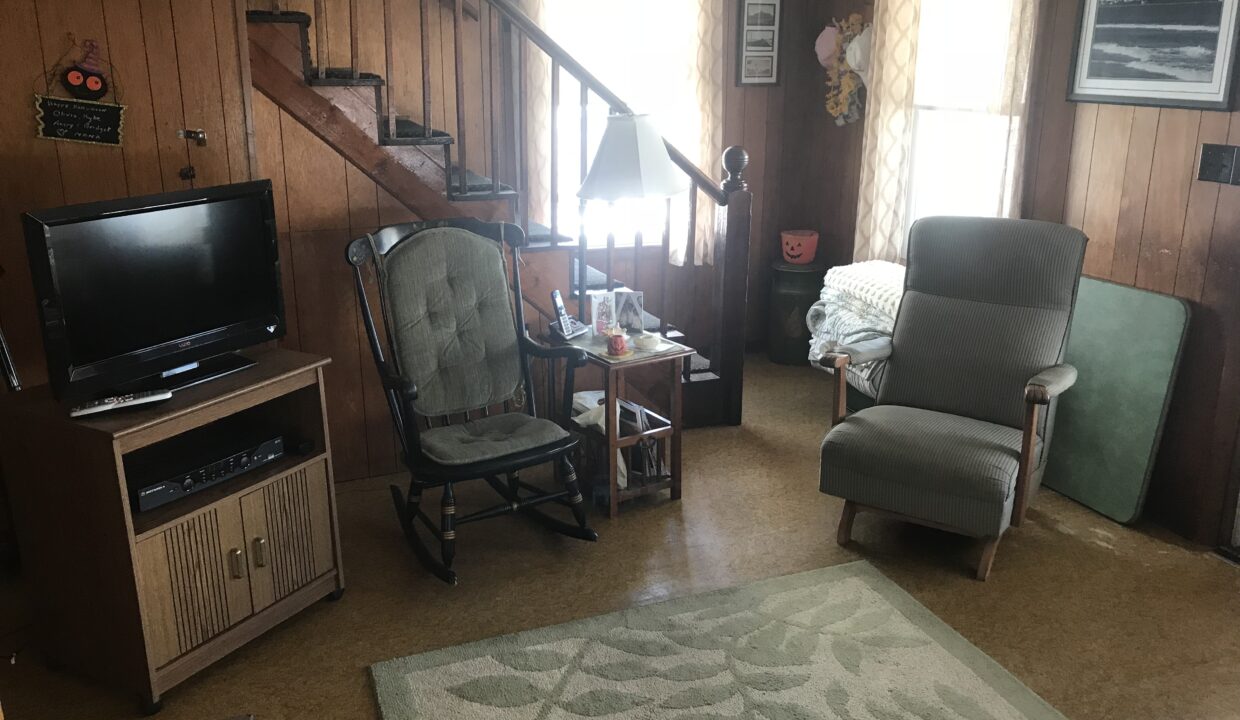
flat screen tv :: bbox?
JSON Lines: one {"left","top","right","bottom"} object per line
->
{"left": 23, "top": 180, "right": 285, "bottom": 402}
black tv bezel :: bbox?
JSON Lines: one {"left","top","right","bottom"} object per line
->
{"left": 23, "top": 180, "right": 286, "bottom": 402}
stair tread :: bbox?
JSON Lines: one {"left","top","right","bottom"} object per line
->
{"left": 688, "top": 353, "right": 713, "bottom": 373}
{"left": 308, "top": 68, "right": 385, "bottom": 86}
{"left": 380, "top": 118, "right": 454, "bottom": 146}
{"left": 448, "top": 167, "right": 514, "bottom": 194}
{"left": 526, "top": 221, "right": 575, "bottom": 246}
{"left": 246, "top": 10, "right": 311, "bottom": 25}
{"left": 571, "top": 259, "right": 630, "bottom": 293}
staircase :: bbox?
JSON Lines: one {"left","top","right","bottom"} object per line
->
{"left": 245, "top": 0, "right": 752, "bottom": 427}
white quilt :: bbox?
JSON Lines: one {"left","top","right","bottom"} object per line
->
{"left": 806, "top": 260, "right": 905, "bottom": 398}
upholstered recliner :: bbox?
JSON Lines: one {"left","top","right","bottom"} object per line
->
{"left": 347, "top": 219, "right": 597, "bottom": 585}
{"left": 820, "top": 217, "right": 1087, "bottom": 580}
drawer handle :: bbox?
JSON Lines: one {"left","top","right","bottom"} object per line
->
{"left": 253, "top": 537, "right": 269, "bottom": 568}
{"left": 228, "top": 548, "right": 244, "bottom": 579}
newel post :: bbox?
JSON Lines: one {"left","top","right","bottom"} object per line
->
{"left": 715, "top": 146, "right": 752, "bottom": 426}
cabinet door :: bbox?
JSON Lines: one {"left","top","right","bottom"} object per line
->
{"left": 134, "top": 502, "right": 254, "bottom": 669}
{"left": 240, "top": 460, "right": 335, "bottom": 613}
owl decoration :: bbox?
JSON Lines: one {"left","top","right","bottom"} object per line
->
{"left": 59, "top": 39, "right": 109, "bottom": 100}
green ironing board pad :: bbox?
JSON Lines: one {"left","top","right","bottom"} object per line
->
{"left": 1043, "top": 278, "right": 1189, "bottom": 523}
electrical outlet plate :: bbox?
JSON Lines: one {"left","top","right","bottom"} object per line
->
{"left": 1199, "top": 143, "right": 1237, "bottom": 184}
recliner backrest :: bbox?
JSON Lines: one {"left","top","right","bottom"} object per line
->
{"left": 371, "top": 227, "right": 523, "bottom": 417}
{"left": 877, "top": 217, "right": 1087, "bottom": 429}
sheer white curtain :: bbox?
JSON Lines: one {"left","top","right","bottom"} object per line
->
{"left": 525, "top": 0, "right": 722, "bottom": 264}
{"left": 855, "top": 0, "right": 1040, "bottom": 263}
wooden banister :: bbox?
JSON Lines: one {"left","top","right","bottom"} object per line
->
{"left": 483, "top": 0, "right": 727, "bottom": 206}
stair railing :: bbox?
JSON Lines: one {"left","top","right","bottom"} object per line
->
{"left": 480, "top": 0, "right": 750, "bottom": 388}
{"left": 269, "top": 0, "right": 752, "bottom": 424}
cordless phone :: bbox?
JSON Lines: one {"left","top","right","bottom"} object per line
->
{"left": 551, "top": 290, "right": 588, "bottom": 340}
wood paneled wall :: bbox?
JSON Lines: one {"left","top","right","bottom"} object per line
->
{"left": 0, "top": 0, "right": 253, "bottom": 391}
{"left": 725, "top": 0, "right": 870, "bottom": 344}
{"left": 1025, "top": 0, "right": 1240, "bottom": 544}
{"left": 252, "top": 91, "right": 410, "bottom": 481}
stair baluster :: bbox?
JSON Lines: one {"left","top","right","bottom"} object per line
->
{"left": 314, "top": 0, "right": 327, "bottom": 79}
{"left": 350, "top": 0, "right": 360, "bottom": 79}
{"left": 605, "top": 214, "right": 615, "bottom": 292}
{"left": 453, "top": 0, "right": 468, "bottom": 196}
{"left": 633, "top": 231, "right": 641, "bottom": 310}
{"left": 488, "top": 8, "right": 500, "bottom": 195}
{"left": 683, "top": 183, "right": 698, "bottom": 382}
{"left": 383, "top": 0, "right": 395, "bottom": 138}
{"left": 549, "top": 60, "right": 560, "bottom": 247}
{"left": 517, "top": 32, "right": 530, "bottom": 231}
{"left": 576, "top": 81, "right": 589, "bottom": 316}
{"left": 660, "top": 197, "right": 671, "bottom": 337}
{"left": 420, "top": 0, "right": 433, "bottom": 138}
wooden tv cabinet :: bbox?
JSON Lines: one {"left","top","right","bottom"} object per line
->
{"left": 0, "top": 349, "right": 343, "bottom": 713}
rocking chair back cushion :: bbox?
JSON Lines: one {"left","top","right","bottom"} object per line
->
{"left": 876, "top": 218, "right": 1087, "bottom": 430}
{"left": 372, "top": 227, "right": 523, "bottom": 417}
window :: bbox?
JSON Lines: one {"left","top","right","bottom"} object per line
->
{"left": 905, "top": 0, "right": 1031, "bottom": 233}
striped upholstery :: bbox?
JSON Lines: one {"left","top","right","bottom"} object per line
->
{"left": 822, "top": 406, "right": 1040, "bottom": 537}
{"left": 878, "top": 218, "right": 1086, "bottom": 429}
{"left": 821, "top": 217, "right": 1086, "bottom": 539}
{"left": 374, "top": 228, "right": 523, "bottom": 417}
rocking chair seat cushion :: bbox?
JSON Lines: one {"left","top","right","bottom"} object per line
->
{"left": 820, "top": 405, "right": 1041, "bottom": 538}
{"left": 420, "top": 412, "right": 571, "bottom": 466}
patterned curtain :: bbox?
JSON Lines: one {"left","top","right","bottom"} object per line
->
{"left": 853, "top": 0, "right": 922, "bottom": 264}
{"left": 854, "top": 0, "right": 1041, "bottom": 263}
{"left": 690, "top": 0, "right": 725, "bottom": 266}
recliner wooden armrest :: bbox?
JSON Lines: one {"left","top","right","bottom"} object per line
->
{"left": 1024, "top": 364, "right": 1078, "bottom": 405}
{"left": 824, "top": 337, "right": 893, "bottom": 425}
{"left": 824, "top": 337, "right": 894, "bottom": 368}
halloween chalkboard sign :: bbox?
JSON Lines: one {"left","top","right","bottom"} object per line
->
{"left": 35, "top": 95, "right": 124, "bottom": 145}
{"left": 34, "top": 38, "right": 124, "bottom": 147}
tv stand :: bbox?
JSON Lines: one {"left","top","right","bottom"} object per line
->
{"left": 0, "top": 348, "right": 342, "bottom": 712}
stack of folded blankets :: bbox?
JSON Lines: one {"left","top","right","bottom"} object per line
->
{"left": 806, "top": 260, "right": 905, "bottom": 399}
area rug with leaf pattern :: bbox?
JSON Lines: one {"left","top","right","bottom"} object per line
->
{"left": 370, "top": 561, "right": 1065, "bottom": 720}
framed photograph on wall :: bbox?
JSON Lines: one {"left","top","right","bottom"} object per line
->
{"left": 1069, "top": 0, "right": 1240, "bottom": 110}
{"left": 737, "top": 0, "right": 781, "bottom": 86}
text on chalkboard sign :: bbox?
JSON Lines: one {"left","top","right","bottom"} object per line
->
{"left": 35, "top": 94, "right": 125, "bottom": 146}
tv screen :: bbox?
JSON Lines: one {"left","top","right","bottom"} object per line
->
{"left": 24, "top": 181, "right": 284, "bottom": 401}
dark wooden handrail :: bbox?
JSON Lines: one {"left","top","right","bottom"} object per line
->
{"left": 483, "top": 0, "right": 728, "bottom": 206}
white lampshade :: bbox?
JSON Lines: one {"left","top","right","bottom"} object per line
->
{"left": 578, "top": 114, "right": 689, "bottom": 201}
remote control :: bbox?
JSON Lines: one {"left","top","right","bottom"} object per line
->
{"left": 69, "top": 390, "right": 174, "bottom": 418}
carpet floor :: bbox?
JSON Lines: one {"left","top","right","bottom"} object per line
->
{"left": 0, "top": 357, "right": 1238, "bottom": 719}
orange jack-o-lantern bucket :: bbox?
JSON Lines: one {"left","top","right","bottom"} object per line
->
{"left": 780, "top": 230, "right": 818, "bottom": 265}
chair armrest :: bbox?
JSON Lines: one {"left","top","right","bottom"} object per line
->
{"left": 521, "top": 334, "right": 588, "bottom": 368}
{"left": 823, "top": 336, "right": 894, "bottom": 368}
{"left": 376, "top": 361, "right": 418, "bottom": 401}
{"left": 1025, "top": 364, "right": 1078, "bottom": 405}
